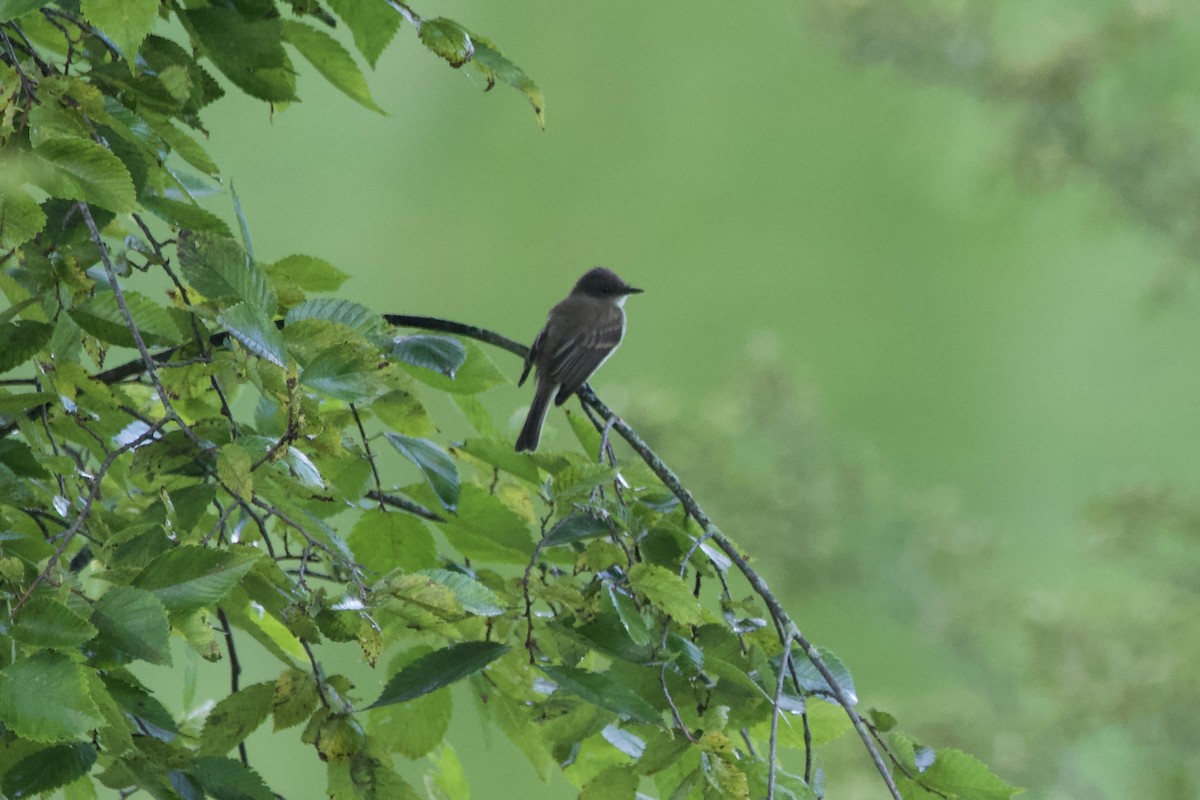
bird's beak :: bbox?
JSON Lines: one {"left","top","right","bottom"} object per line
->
{"left": 626, "top": 286, "right": 644, "bottom": 295}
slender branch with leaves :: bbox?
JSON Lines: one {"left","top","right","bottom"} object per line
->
{"left": 0, "top": 2, "right": 1016, "bottom": 798}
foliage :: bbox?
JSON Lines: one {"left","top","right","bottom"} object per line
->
{"left": 0, "top": 2, "right": 1012, "bottom": 799}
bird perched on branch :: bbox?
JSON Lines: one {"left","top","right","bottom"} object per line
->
{"left": 515, "top": 267, "right": 642, "bottom": 452}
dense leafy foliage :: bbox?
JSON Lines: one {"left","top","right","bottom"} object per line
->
{"left": 0, "top": 2, "right": 1014, "bottom": 798}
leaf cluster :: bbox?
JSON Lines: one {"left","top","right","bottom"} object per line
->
{"left": 0, "top": 1, "right": 1013, "bottom": 798}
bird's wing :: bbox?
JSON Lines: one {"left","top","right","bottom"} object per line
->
{"left": 518, "top": 327, "right": 546, "bottom": 387}
{"left": 545, "top": 303, "right": 625, "bottom": 404}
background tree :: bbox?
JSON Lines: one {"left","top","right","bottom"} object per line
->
{"left": 0, "top": 2, "right": 1016, "bottom": 799}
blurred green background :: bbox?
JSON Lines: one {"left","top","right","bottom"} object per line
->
{"left": 148, "top": 1, "right": 1200, "bottom": 797}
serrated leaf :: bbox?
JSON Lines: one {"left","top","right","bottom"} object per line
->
{"left": 218, "top": 301, "right": 288, "bottom": 367}
{"left": 132, "top": 545, "right": 260, "bottom": 614}
{"left": 301, "top": 347, "right": 382, "bottom": 401}
{"left": 31, "top": 137, "right": 136, "bottom": 212}
{"left": 0, "top": 652, "right": 102, "bottom": 741}
{"left": 386, "top": 433, "right": 460, "bottom": 511}
{"left": 0, "top": 742, "right": 97, "bottom": 798}
{"left": 0, "top": 186, "right": 46, "bottom": 246}
{"left": 418, "top": 568, "right": 504, "bottom": 617}
{"left": 0, "top": 390, "right": 54, "bottom": 414}
{"left": 70, "top": 290, "right": 183, "bottom": 348}
{"left": 544, "top": 512, "right": 617, "bottom": 547}
{"left": 0, "top": 0, "right": 51, "bottom": 22}
{"left": 177, "top": 231, "right": 276, "bottom": 313}
{"left": 419, "top": 17, "right": 473, "bottom": 68}
{"left": 390, "top": 335, "right": 465, "bottom": 377}
{"left": 783, "top": 646, "right": 857, "bottom": 705}
{"left": 433, "top": 483, "right": 533, "bottom": 564}
{"left": 199, "top": 681, "right": 274, "bottom": 756}
{"left": 90, "top": 586, "right": 172, "bottom": 665}
{"left": 471, "top": 38, "right": 545, "bottom": 129}
{"left": 265, "top": 253, "right": 349, "bottom": 294}
{"left": 217, "top": 443, "right": 253, "bottom": 498}
{"left": 371, "top": 389, "right": 435, "bottom": 437}
{"left": 326, "top": 0, "right": 398, "bottom": 67}
{"left": 81, "top": 0, "right": 157, "bottom": 60}
{"left": 185, "top": 7, "right": 297, "bottom": 103}
{"left": 539, "top": 664, "right": 660, "bottom": 724}
{"left": 456, "top": 437, "right": 541, "bottom": 484}
{"left": 399, "top": 340, "right": 504, "bottom": 395}
{"left": 368, "top": 650, "right": 450, "bottom": 759}
{"left": 0, "top": 320, "right": 51, "bottom": 374}
{"left": 628, "top": 563, "right": 703, "bottom": 627}
{"left": 282, "top": 20, "right": 384, "bottom": 113}
{"left": 141, "top": 195, "right": 232, "bottom": 235}
{"left": 579, "top": 765, "right": 639, "bottom": 800}
{"left": 348, "top": 509, "right": 438, "bottom": 573}
{"left": 273, "top": 669, "right": 318, "bottom": 731}
{"left": 285, "top": 297, "right": 383, "bottom": 338}
{"left": 192, "top": 756, "right": 275, "bottom": 800}
{"left": 922, "top": 748, "right": 1021, "bottom": 800}
{"left": 368, "top": 641, "right": 508, "bottom": 710}
{"left": 11, "top": 596, "right": 98, "bottom": 648}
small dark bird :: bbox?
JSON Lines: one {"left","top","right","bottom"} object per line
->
{"left": 515, "top": 267, "right": 643, "bottom": 452}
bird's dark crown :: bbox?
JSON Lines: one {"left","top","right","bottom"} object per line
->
{"left": 571, "top": 267, "right": 642, "bottom": 297}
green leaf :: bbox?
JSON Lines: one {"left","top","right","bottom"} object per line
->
{"left": 0, "top": 390, "right": 54, "bottom": 415}
{"left": 81, "top": 0, "right": 158, "bottom": 60}
{"left": 217, "top": 443, "right": 254, "bottom": 499}
{"left": 368, "top": 649, "right": 451, "bottom": 759}
{"left": 326, "top": 0, "right": 398, "bottom": 67}
{"left": 607, "top": 584, "right": 655, "bottom": 648}
{"left": 424, "top": 742, "right": 469, "bottom": 800}
{"left": 0, "top": 186, "right": 46, "bottom": 246}
{"left": 185, "top": 7, "right": 298, "bottom": 103}
{"left": 301, "top": 347, "right": 384, "bottom": 402}
{"left": 539, "top": 664, "right": 660, "bottom": 724}
{"left": 348, "top": 509, "right": 439, "bottom": 573}
{"left": 199, "top": 681, "right": 274, "bottom": 756}
{"left": 784, "top": 646, "right": 857, "bottom": 705}
{"left": 264, "top": 253, "right": 349, "bottom": 293}
{"left": 272, "top": 669, "right": 318, "bottom": 731}
{"left": 191, "top": 756, "right": 275, "bottom": 800}
{"left": 69, "top": 290, "right": 183, "bottom": 348}
{"left": 579, "top": 765, "right": 639, "bottom": 800}
{"left": 390, "top": 335, "right": 466, "bottom": 377}
{"left": 457, "top": 437, "right": 543, "bottom": 484}
{"left": 218, "top": 301, "right": 288, "bottom": 367}
{"left": 544, "top": 512, "right": 618, "bottom": 547}
{"left": 418, "top": 17, "right": 473, "bottom": 68}
{"left": 628, "top": 563, "right": 703, "bottom": 627}
{"left": 367, "top": 641, "right": 509, "bottom": 709}
{"left": 0, "top": 652, "right": 102, "bottom": 741}
{"left": 386, "top": 433, "right": 460, "bottom": 511}
{"left": 417, "top": 568, "right": 504, "bottom": 617}
{"left": 471, "top": 38, "right": 545, "bottom": 130}
{"left": 0, "top": 742, "right": 97, "bottom": 798}
{"left": 922, "top": 748, "right": 1022, "bottom": 800}
{"left": 141, "top": 195, "right": 233, "bottom": 236}
{"left": 0, "top": 320, "right": 51, "bottom": 374}
{"left": 11, "top": 596, "right": 98, "bottom": 648}
{"left": 0, "top": 0, "right": 51, "bottom": 22}
{"left": 132, "top": 545, "right": 261, "bottom": 614}
{"left": 372, "top": 389, "right": 435, "bottom": 437}
{"left": 399, "top": 340, "right": 505, "bottom": 395}
{"left": 281, "top": 20, "right": 384, "bottom": 114}
{"left": 177, "top": 231, "right": 276, "bottom": 313}
{"left": 90, "top": 586, "right": 172, "bottom": 665}
{"left": 0, "top": 439, "right": 48, "bottom": 477}
{"left": 286, "top": 297, "right": 384, "bottom": 338}
{"left": 32, "top": 137, "right": 136, "bottom": 213}
{"left": 433, "top": 483, "right": 533, "bottom": 563}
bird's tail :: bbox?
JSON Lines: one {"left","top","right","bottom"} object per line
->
{"left": 515, "top": 381, "right": 555, "bottom": 452}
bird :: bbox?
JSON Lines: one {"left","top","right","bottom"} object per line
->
{"left": 515, "top": 267, "right": 643, "bottom": 452}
